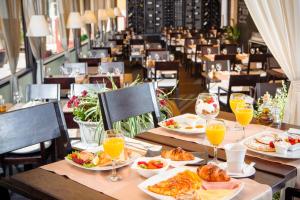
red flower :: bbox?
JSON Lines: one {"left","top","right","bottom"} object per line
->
{"left": 71, "top": 96, "right": 77, "bottom": 101}
{"left": 73, "top": 99, "right": 80, "bottom": 107}
{"left": 160, "top": 99, "right": 167, "bottom": 106}
{"left": 67, "top": 101, "right": 72, "bottom": 108}
{"left": 81, "top": 90, "right": 88, "bottom": 97}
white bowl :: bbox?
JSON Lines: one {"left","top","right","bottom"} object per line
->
{"left": 131, "top": 157, "right": 170, "bottom": 178}
{"left": 274, "top": 141, "right": 290, "bottom": 154}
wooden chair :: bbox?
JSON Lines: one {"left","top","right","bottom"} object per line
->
{"left": 253, "top": 82, "right": 282, "bottom": 101}
{"left": 89, "top": 48, "right": 111, "bottom": 58}
{"left": 44, "top": 77, "right": 75, "bottom": 90}
{"left": 70, "top": 83, "right": 106, "bottom": 96}
{"left": 0, "top": 102, "right": 70, "bottom": 176}
{"left": 217, "top": 74, "right": 260, "bottom": 110}
{"left": 78, "top": 57, "right": 101, "bottom": 67}
{"left": 220, "top": 44, "right": 238, "bottom": 55}
{"left": 98, "top": 83, "right": 160, "bottom": 130}
{"left": 285, "top": 187, "right": 300, "bottom": 200}
{"left": 214, "top": 54, "right": 236, "bottom": 70}
{"left": 100, "top": 62, "right": 125, "bottom": 74}
{"left": 245, "top": 54, "right": 267, "bottom": 74}
{"left": 64, "top": 62, "right": 88, "bottom": 75}
{"left": 147, "top": 50, "right": 169, "bottom": 61}
{"left": 26, "top": 84, "right": 60, "bottom": 102}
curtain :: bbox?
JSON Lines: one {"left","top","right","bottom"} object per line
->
{"left": 23, "top": 0, "right": 47, "bottom": 83}
{"left": 244, "top": 0, "right": 300, "bottom": 126}
{"left": 0, "top": 0, "right": 21, "bottom": 100}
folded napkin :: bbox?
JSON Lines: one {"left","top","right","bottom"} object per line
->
{"left": 202, "top": 179, "right": 241, "bottom": 190}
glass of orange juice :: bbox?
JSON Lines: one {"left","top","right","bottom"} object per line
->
{"left": 206, "top": 119, "right": 226, "bottom": 163}
{"left": 235, "top": 103, "right": 253, "bottom": 140}
{"left": 103, "top": 130, "right": 125, "bottom": 182}
{"left": 230, "top": 93, "right": 246, "bottom": 114}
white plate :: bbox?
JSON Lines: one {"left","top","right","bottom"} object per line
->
{"left": 65, "top": 150, "right": 140, "bottom": 171}
{"left": 242, "top": 131, "right": 300, "bottom": 159}
{"left": 138, "top": 167, "right": 244, "bottom": 200}
{"left": 218, "top": 162, "right": 256, "bottom": 178}
{"left": 158, "top": 114, "right": 205, "bottom": 134}
{"left": 158, "top": 155, "right": 203, "bottom": 167}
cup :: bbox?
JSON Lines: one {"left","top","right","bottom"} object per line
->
{"left": 224, "top": 143, "right": 246, "bottom": 173}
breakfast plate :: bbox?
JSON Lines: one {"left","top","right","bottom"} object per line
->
{"left": 138, "top": 167, "right": 244, "bottom": 200}
{"left": 158, "top": 113, "right": 206, "bottom": 134}
{"left": 242, "top": 131, "right": 300, "bottom": 159}
{"left": 65, "top": 148, "right": 140, "bottom": 171}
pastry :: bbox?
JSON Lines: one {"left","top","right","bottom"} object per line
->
{"left": 197, "top": 164, "right": 230, "bottom": 182}
{"left": 245, "top": 140, "right": 275, "bottom": 152}
{"left": 161, "top": 147, "right": 194, "bottom": 161}
{"left": 147, "top": 170, "right": 201, "bottom": 197}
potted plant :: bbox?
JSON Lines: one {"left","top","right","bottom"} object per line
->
{"left": 225, "top": 25, "right": 241, "bottom": 43}
{"left": 67, "top": 78, "right": 174, "bottom": 145}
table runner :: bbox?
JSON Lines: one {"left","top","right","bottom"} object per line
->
{"left": 148, "top": 120, "right": 300, "bottom": 187}
{"left": 41, "top": 160, "right": 272, "bottom": 200}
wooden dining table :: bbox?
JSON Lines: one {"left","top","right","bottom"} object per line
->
{"left": 0, "top": 111, "right": 298, "bottom": 200}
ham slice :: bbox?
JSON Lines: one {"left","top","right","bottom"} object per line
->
{"left": 202, "top": 179, "right": 241, "bottom": 190}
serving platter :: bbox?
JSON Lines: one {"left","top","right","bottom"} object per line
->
{"left": 242, "top": 131, "right": 300, "bottom": 159}
{"left": 138, "top": 167, "right": 244, "bottom": 200}
{"left": 158, "top": 113, "right": 205, "bottom": 134}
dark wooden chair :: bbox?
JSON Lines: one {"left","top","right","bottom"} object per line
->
{"left": 266, "top": 56, "right": 288, "bottom": 82}
{"left": 98, "top": 83, "right": 160, "bottom": 130}
{"left": 215, "top": 54, "right": 236, "bottom": 70}
{"left": 25, "top": 84, "right": 60, "bottom": 102}
{"left": 0, "top": 102, "right": 71, "bottom": 176}
{"left": 245, "top": 54, "right": 267, "bottom": 74}
{"left": 64, "top": 62, "right": 88, "bottom": 75}
{"left": 100, "top": 61, "right": 125, "bottom": 74}
{"left": 146, "top": 50, "right": 169, "bottom": 61}
{"left": 44, "top": 77, "right": 75, "bottom": 90}
{"left": 285, "top": 187, "right": 300, "bottom": 200}
{"left": 253, "top": 82, "right": 282, "bottom": 101}
{"left": 78, "top": 57, "right": 101, "bottom": 67}
{"left": 220, "top": 44, "right": 238, "bottom": 55}
{"left": 91, "top": 47, "right": 111, "bottom": 57}
{"left": 218, "top": 74, "right": 260, "bottom": 110}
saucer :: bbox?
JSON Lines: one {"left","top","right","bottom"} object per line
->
{"left": 218, "top": 162, "right": 256, "bottom": 178}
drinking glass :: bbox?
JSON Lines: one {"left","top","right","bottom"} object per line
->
{"left": 235, "top": 103, "right": 254, "bottom": 140}
{"left": 13, "top": 91, "right": 23, "bottom": 104}
{"left": 230, "top": 93, "right": 246, "bottom": 114}
{"left": 206, "top": 119, "right": 226, "bottom": 163}
{"left": 195, "top": 93, "right": 220, "bottom": 122}
{"left": 235, "top": 64, "right": 242, "bottom": 74}
{"left": 103, "top": 130, "right": 125, "bottom": 182}
{"left": 237, "top": 47, "right": 242, "bottom": 54}
{"left": 207, "top": 48, "right": 212, "bottom": 55}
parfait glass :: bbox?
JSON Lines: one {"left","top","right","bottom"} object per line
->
{"left": 206, "top": 119, "right": 226, "bottom": 163}
{"left": 195, "top": 93, "right": 220, "bottom": 123}
{"left": 103, "top": 130, "right": 125, "bottom": 182}
{"left": 235, "top": 103, "right": 254, "bottom": 140}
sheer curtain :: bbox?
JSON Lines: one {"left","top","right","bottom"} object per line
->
{"left": 244, "top": 0, "right": 300, "bottom": 126}
{"left": 0, "top": 0, "right": 21, "bottom": 100}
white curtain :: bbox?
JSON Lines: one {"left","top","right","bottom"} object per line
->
{"left": 244, "top": 0, "right": 300, "bottom": 126}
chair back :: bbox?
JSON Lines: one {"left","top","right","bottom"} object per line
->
{"left": 70, "top": 83, "right": 106, "bottom": 96}
{"left": 215, "top": 54, "right": 236, "bottom": 67}
{"left": 89, "top": 48, "right": 111, "bottom": 58}
{"left": 154, "top": 61, "right": 180, "bottom": 80}
{"left": 100, "top": 62, "right": 125, "bottom": 74}
{"left": 130, "top": 39, "right": 144, "bottom": 45}
{"left": 220, "top": 44, "right": 238, "bottom": 54}
{"left": 267, "top": 56, "right": 281, "bottom": 69}
{"left": 0, "top": 102, "right": 70, "bottom": 158}
{"left": 205, "top": 38, "right": 219, "bottom": 45}
{"left": 104, "top": 41, "right": 117, "bottom": 48}
{"left": 64, "top": 62, "right": 88, "bottom": 75}
{"left": 205, "top": 60, "right": 230, "bottom": 72}
{"left": 44, "top": 77, "right": 75, "bottom": 90}
{"left": 254, "top": 82, "right": 282, "bottom": 100}
{"left": 147, "top": 50, "right": 169, "bottom": 61}
{"left": 98, "top": 83, "right": 160, "bottom": 130}
{"left": 247, "top": 54, "right": 267, "bottom": 73}
{"left": 145, "top": 42, "right": 162, "bottom": 49}
{"left": 229, "top": 74, "right": 260, "bottom": 88}
{"left": 201, "top": 46, "right": 219, "bottom": 55}
{"left": 26, "top": 84, "right": 60, "bottom": 102}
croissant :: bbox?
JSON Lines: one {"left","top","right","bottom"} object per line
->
{"left": 161, "top": 147, "right": 194, "bottom": 161}
{"left": 197, "top": 164, "right": 230, "bottom": 182}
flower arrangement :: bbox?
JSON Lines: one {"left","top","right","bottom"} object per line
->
{"left": 67, "top": 77, "right": 174, "bottom": 138}
{"left": 254, "top": 81, "right": 288, "bottom": 121}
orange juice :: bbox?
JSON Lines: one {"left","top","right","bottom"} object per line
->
{"left": 230, "top": 99, "right": 245, "bottom": 113}
{"left": 103, "top": 137, "right": 125, "bottom": 159}
{"left": 206, "top": 124, "right": 226, "bottom": 146}
{"left": 235, "top": 108, "right": 253, "bottom": 126}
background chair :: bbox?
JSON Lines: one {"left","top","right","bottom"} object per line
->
{"left": 100, "top": 62, "right": 125, "bottom": 74}
{"left": 70, "top": 83, "right": 106, "bottom": 96}
{"left": 25, "top": 84, "right": 60, "bottom": 102}
{"left": 147, "top": 50, "right": 169, "bottom": 61}
{"left": 253, "top": 82, "right": 282, "bottom": 101}
{"left": 0, "top": 102, "right": 70, "bottom": 176}
{"left": 89, "top": 48, "right": 111, "bottom": 58}
{"left": 64, "top": 62, "right": 88, "bottom": 75}
{"left": 44, "top": 77, "right": 75, "bottom": 90}
{"left": 214, "top": 54, "right": 236, "bottom": 70}
{"left": 245, "top": 54, "right": 267, "bottom": 74}
{"left": 218, "top": 74, "right": 260, "bottom": 111}
{"left": 220, "top": 44, "right": 238, "bottom": 55}
{"left": 98, "top": 83, "right": 160, "bottom": 130}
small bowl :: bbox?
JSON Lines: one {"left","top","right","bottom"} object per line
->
{"left": 131, "top": 157, "right": 170, "bottom": 178}
{"left": 274, "top": 141, "right": 290, "bottom": 154}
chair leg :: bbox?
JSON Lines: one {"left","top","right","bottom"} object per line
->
{"left": 0, "top": 186, "right": 10, "bottom": 200}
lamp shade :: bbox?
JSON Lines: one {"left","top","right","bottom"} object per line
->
{"left": 26, "top": 15, "right": 50, "bottom": 37}
{"left": 98, "top": 9, "right": 108, "bottom": 20}
{"left": 67, "top": 12, "right": 83, "bottom": 29}
{"left": 114, "top": 7, "right": 123, "bottom": 17}
{"left": 106, "top": 8, "right": 115, "bottom": 18}
{"left": 82, "top": 10, "right": 97, "bottom": 24}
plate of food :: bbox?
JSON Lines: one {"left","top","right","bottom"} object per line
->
{"left": 138, "top": 164, "right": 244, "bottom": 200}
{"left": 65, "top": 148, "right": 140, "bottom": 171}
{"left": 158, "top": 114, "right": 205, "bottom": 134}
{"left": 160, "top": 147, "right": 204, "bottom": 167}
{"left": 131, "top": 157, "right": 170, "bottom": 178}
{"left": 243, "top": 131, "right": 300, "bottom": 159}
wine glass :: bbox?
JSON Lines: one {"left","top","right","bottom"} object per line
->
{"left": 206, "top": 119, "right": 226, "bottom": 163}
{"left": 237, "top": 47, "right": 242, "bottom": 54}
{"left": 235, "top": 103, "right": 254, "bottom": 140}
{"left": 230, "top": 93, "right": 246, "bottom": 131}
{"left": 13, "top": 91, "right": 23, "bottom": 104}
{"left": 222, "top": 48, "right": 227, "bottom": 55}
{"left": 195, "top": 93, "right": 220, "bottom": 122}
{"left": 207, "top": 48, "right": 212, "bottom": 55}
{"left": 235, "top": 64, "right": 242, "bottom": 74}
{"left": 103, "top": 130, "right": 125, "bottom": 182}
{"left": 250, "top": 48, "right": 255, "bottom": 55}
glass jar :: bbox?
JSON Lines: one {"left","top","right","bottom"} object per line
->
{"left": 0, "top": 95, "right": 6, "bottom": 113}
{"left": 258, "top": 102, "right": 274, "bottom": 126}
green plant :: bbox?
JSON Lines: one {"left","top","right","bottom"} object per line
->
{"left": 225, "top": 25, "right": 240, "bottom": 42}
{"left": 67, "top": 76, "right": 175, "bottom": 138}
{"left": 80, "top": 34, "right": 88, "bottom": 42}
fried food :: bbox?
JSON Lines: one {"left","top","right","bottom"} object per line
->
{"left": 197, "top": 164, "right": 230, "bottom": 182}
{"left": 161, "top": 147, "right": 194, "bottom": 161}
